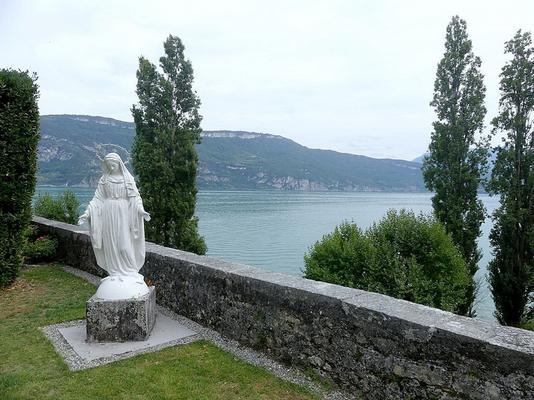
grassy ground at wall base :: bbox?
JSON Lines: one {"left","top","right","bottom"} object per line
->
{"left": 0, "top": 265, "right": 317, "bottom": 400}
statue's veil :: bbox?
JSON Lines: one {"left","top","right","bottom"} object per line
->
{"left": 101, "top": 153, "right": 140, "bottom": 197}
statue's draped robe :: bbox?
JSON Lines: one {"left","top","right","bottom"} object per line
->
{"left": 87, "top": 175, "right": 146, "bottom": 276}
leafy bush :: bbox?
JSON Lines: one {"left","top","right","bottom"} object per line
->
{"left": 304, "top": 209, "right": 471, "bottom": 313}
{"left": 0, "top": 69, "right": 40, "bottom": 287}
{"left": 22, "top": 226, "right": 57, "bottom": 263}
{"left": 34, "top": 190, "right": 80, "bottom": 225}
{"left": 522, "top": 319, "right": 534, "bottom": 332}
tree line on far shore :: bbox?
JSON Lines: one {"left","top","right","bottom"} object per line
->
{"left": 1, "top": 16, "right": 532, "bottom": 329}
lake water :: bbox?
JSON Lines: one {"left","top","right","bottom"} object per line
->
{"left": 35, "top": 187, "right": 499, "bottom": 321}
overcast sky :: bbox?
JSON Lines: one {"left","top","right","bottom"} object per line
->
{"left": 2, "top": 0, "right": 533, "bottom": 160}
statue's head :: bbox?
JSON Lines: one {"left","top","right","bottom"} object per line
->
{"left": 103, "top": 153, "right": 123, "bottom": 174}
{"left": 100, "top": 152, "right": 139, "bottom": 194}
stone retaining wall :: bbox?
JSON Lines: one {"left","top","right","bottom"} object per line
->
{"left": 33, "top": 216, "right": 534, "bottom": 399}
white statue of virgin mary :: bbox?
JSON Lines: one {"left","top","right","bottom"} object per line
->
{"left": 78, "top": 153, "right": 151, "bottom": 300}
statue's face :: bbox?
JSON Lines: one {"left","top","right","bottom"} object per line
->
{"left": 106, "top": 159, "right": 119, "bottom": 173}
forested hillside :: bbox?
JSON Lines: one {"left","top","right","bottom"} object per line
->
{"left": 38, "top": 115, "right": 425, "bottom": 191}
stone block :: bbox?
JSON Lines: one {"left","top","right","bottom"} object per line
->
{"left": 86, "top": 286, "right": 156, "bottom": 342}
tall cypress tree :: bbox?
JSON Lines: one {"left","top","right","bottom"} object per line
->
{"left": 422, "top": 16, "right": 488, "bottom": 316}
{"left": 488, "top": 30, "right": 533, "bottom": 327}
{"left": 132, "top": 35, "right": 206, "bottom": 254}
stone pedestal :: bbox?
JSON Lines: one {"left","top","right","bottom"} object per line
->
{"left": 86, "top": 287, "right": 156, "bottom": 342}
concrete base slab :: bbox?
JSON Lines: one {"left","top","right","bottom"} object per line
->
{"left": 43, "top": 311, "right": 199, "bottom": 370}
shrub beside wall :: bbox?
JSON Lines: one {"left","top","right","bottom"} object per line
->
{"left": 34, "top": 190, "right": 80, "bottom": 225}
{"left": 304, "top": 209, "right": 471, "bottom": 313}
{"left": 22, "top": 226, "right": 57, "bottom": 263}
{"left": 0, "top": 69, "right": 40, "bottom": 286}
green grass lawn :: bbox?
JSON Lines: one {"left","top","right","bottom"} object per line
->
{"left": 0, "top": 265, "right": 317, "bottom": 400}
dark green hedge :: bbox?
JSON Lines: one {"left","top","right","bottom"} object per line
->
{"left": 0, "top": 69, "right": 40, "bottom": 286}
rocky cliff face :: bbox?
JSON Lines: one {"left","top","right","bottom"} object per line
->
{"left": 38, "top": 135, "right": 73, "bottom": 162}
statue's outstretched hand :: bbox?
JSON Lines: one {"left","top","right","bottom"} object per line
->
{"left": 141, "top": 211, "right": 151, "bottom": 222}
{"left": 78, "top": 212, "right": 89, "bottom": 226}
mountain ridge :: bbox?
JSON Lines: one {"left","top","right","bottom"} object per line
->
{"left": 37, "top": 115, "right": 426, "bottom": 191}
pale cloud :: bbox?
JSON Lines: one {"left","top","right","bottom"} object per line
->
{"left": 1, "top": 0, "right": 533, "bottom": 160}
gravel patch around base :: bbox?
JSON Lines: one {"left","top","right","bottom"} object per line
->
{"left": 41, "top": 319, "right": 201, "bottom": 371}
{"left": 42, "top": 265, "right": 351, "bottom": 400}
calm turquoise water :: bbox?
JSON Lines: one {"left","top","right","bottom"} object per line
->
{"left": 35, "top": 187, "right": 499, "bottom": 321}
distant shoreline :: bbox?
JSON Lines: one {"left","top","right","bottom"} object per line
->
{"left": 37, "top": 185, "right": 487, "bottom": 195}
